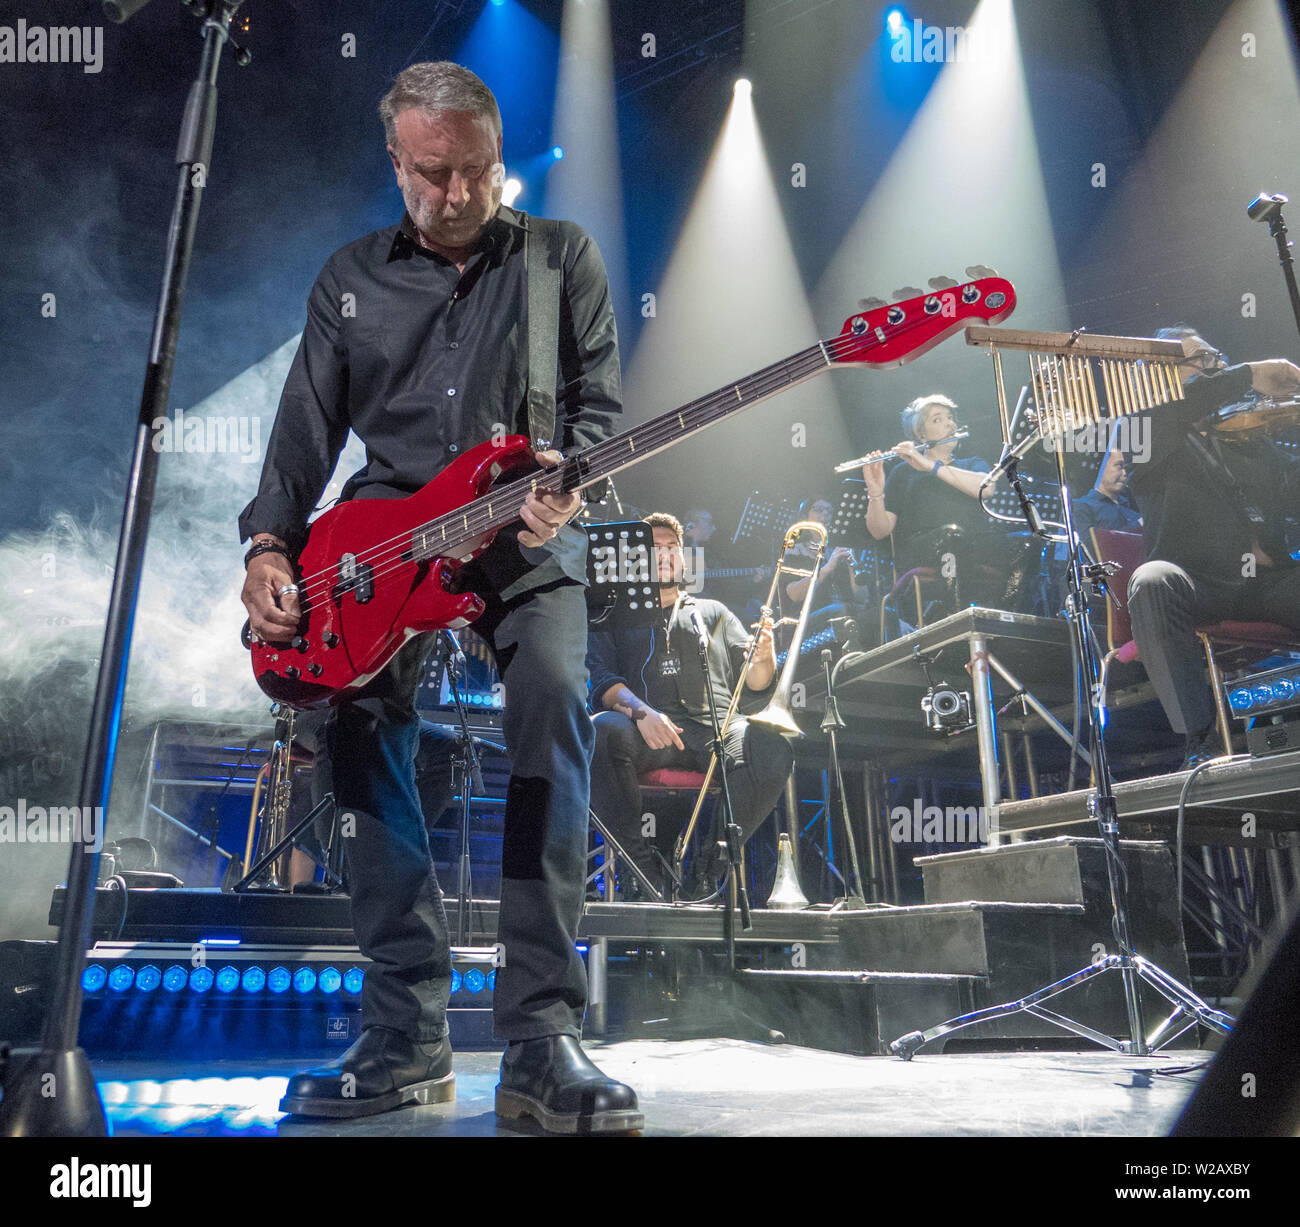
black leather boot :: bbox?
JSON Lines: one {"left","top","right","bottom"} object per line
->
{"left": 279, "top": 1026, "right": 454, "bottom": 1119}
{"left": 496, "top": 1035, "right": 643, "bottom": 1134}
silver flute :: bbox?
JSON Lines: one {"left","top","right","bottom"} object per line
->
{"left": 835, "top": 428, "right": 970, "bottom": 472}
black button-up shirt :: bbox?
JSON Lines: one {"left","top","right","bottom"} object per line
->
{"left": 586, "top": 598, "right": 762, "bottom": 722}
{"left": 1129, "top": 365, "right": 1297, "bottom": 587}
{"left": 238, "top": 205, "right": 621, "bottom": 588}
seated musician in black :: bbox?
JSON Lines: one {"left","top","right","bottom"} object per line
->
{"left": 861, "top": 394, "right": 997, "bottom": 612}
{"left": 586, "top": 513, "right": 794, "bottom": 896}
{"left": 1127, "top": 327, "right": 1300, "bottom": 766}
{"left": 1072, "top": 442, "right": 1142, "bottom": 541}
{"left": 783, "top": 495, "right": 869, "bottom": 621}
{"left": 682, "top": 506, "right": 747, "bottom": 608}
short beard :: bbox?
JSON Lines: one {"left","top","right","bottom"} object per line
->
{"left": 402, "top": 178, "right": 501, "bottom": 249}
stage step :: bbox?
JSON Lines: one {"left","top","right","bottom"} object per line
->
{"left": 832, "top": 901, "right": 1083, "bottom": 975}
{"left": 733, "top": 968, "right": 980, "bottom": 1056}
{"left": 915, "top": 836, "right": 1180, "bottom": 909}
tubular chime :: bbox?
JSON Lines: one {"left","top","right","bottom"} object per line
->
{"left": 964, "top": 326, "right": 1194, "bottom": 447}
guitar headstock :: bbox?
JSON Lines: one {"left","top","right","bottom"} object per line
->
{"left": 827, "top": 273, "right": 1016, "bottom": 369}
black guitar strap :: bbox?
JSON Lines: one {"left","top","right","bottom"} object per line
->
{"left": 524, "top": 216, "right": 561, "bottom": 453}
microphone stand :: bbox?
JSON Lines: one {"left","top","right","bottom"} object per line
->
{"left": 820, "top": 648, "right": 867, "bottom": 907}
{"left": 0, "top": 0, "right": 249, "bottom": 1138}
{"left": 890, "top": 446, "right": 1234, "bottom": 1059}
{"left": 1248, "top": 192, "right": 1300, "bottom": 346}
{"left": 683, "top": 600, "right": 752, "bottom": 971}
{"left": 440, "top": 631, "right": 488, "bottom": 947}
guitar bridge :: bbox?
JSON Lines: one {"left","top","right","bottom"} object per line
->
{"left": 333, "top": 552, "right": 374, "bottom": 604}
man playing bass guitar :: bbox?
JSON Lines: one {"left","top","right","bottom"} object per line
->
{"left": 238, "top": 61, "right": 641, "bottom": 1134}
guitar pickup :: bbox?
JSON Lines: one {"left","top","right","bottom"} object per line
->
{"left": 333, "top": 552, "right": 374, "bottom": 604}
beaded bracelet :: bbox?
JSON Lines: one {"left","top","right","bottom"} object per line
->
{"left": 244, "top": 540, "right": 293, "bottom": 569}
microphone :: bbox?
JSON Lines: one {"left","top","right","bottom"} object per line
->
{"left": 978, "top": 426, "right": 1044, "bottom": 492}
{"left": 679, "top": 596, "right": 709, "bottom": 652}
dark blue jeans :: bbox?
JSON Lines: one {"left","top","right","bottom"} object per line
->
{"left": 325, "top": 542, "right": 595, "bottom": 1044}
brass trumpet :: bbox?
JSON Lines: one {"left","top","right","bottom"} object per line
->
{"left": 672, "top": 520, "right": 829, "bottom": 878}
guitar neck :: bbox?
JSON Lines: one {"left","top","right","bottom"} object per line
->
{"left": 418, "top": 341, "right": 832, "bottom": 553}
{"left": 409, "top": 274, "right": 1018, "bottom": 556}
{"left": 561, "top": 343, "right": 830, "bottom": 495}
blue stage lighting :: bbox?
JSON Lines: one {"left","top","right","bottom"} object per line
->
{"left": 241, "top": 966, "right": 267, "bottom": 993}
{"left": 552, "top": 145, "right": 564, "bottom": 160}
{"left": 267, "top": 966, "right": 291, "bottom": 994}
{"left": 450, "top": 968, "right": 463, "bottom": 994}
{"left": 163, "top": 965, "right": 188, "bottom": 992}
{"left": 464, "top": 968, "right": 487, "bottom": 994}
{"left": 887, "top": 8, "right": 905, "bottom": 33}
{"left": 82, "top": 964, "right": 107, "bottom": 993}
{"left": 215, "top": 966, "right": 240, "bottom": 994}
{"left": 343, "top": 968, "right": 364, "bottom": 994}
{"left": 108, "top": 964, "right": 134, "bottom": 993}
{"left": 293, "top": 967, "right": 318, "bottom": 994}
{"left": 135, "top": 965, "right": 161, "bottom": 993}
{"left": 189, "top": 966, "right": 214, "bottom": 993}
{"left": 318, "top": 967, "right": 342, "bottom": 994}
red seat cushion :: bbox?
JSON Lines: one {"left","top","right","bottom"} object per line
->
{"left": 639, "top": 768, "right": 713, "bottom": 791}
{"left": 1198, "top": 621, "right": 1297, "bottom": 645}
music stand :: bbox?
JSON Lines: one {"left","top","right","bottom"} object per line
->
{"left": 585, "top": 521, "right": 660, "bottom": 628}
{"left": 825, "top": 480, "right": 872, "bottom": 549}
{"left": 732, "top": 490, "right": 799, "bottom": 549}
{"left": 583, "top": 523, "right": 669, "bottom": 900}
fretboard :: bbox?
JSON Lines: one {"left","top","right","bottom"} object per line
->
{"left": 411, "top": 340, "right": 832, "bottom": 559}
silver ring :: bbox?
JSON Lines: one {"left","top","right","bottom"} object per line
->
{"left": 278, "top": 584, "right": 300, "bottom": 597}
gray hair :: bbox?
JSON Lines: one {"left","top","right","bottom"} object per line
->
{"left": 379, "top": 61, "right": 502, "bottom": 150}
{"left": 901, "top": 394, "right": 957, "bottom": 441}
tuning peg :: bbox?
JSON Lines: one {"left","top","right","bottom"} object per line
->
{"left": 858, "top": 296, "right": 888, "bottom": 310}
{"left": 928, "top": 276, "right": 959, "bottom": 290}
{"left": 891, "top": 286, "right": 923, "bottom": 301}
{"left": 965, "top": 265, "right": 997, "bottom": 279}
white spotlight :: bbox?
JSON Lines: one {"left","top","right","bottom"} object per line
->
{"left": 502, "top": 177, "right": 523, "bottom": 206}
{"left": 734, "top": 78, "right": 752, "bottom": 99}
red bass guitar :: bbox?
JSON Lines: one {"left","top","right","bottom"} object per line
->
{"left": 246, "top": 275, "right": 1016, "bottom": 707}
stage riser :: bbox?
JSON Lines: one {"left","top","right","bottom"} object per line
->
{"left": 731, "top": 973, "right": 977, "bottom": 1056}
{"left": 918, "top": 837, "right": 1181, "bottom": 911}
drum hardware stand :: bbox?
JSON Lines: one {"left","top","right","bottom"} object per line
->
{"left": 891, "top": 450, "right": 1235, "bottom": 1059}
{"left": 233, "top": 794, "right": 341, "bottom": 893}
{"left": 682, "top": 600, "right": 752, "bottom": 968}
{"left": 0, "top": 0, "right": 251, "bottom": 1138}
{"left": 585, "top": 809, "right": 671, "bottom": 903}
{"left": 820, "top": 648, "right": 868, "bottom": 906}
{"left": 439, "top": 631, "right": 499, "bottom": 946}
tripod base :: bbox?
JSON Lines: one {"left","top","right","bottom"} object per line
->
{"left": 890, "top": 953, "right": 1233, "bottom": 1060}
{"left": 0, "top": 1047, "right": 108, "bottom": 1137}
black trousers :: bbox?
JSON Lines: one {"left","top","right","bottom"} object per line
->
{"left": 589, "top": 710, "right": 794, "bottom": 880}
{"left": 324, "top": 549, "right": 595, "bottom": 1044}
{"left": 1128, "top": 561, "right": 1300, "bottom": 736}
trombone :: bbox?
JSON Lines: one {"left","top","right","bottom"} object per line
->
{"left": 671, "top": 520, "right": 829, "bottom": 885}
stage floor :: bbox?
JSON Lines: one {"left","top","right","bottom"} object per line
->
{"left": 94, "top": 1038, "right": 1210, "bottom": 1137}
